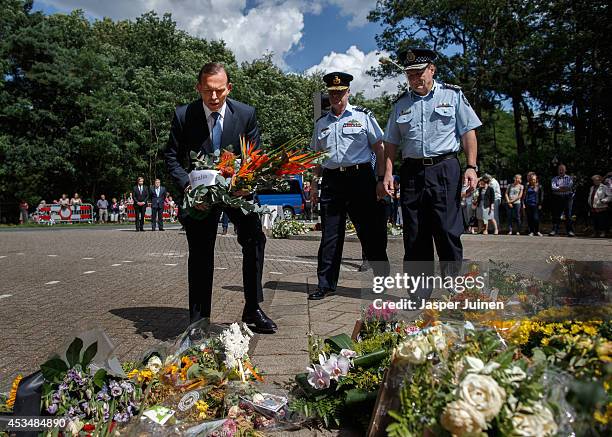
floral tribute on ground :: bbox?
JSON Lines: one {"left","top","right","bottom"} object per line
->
{"left": 0, "top": 323, "right": 295, "bottom": 436}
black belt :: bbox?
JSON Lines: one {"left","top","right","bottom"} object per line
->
{"left": 325, "top": 162, "right": 372, "bottom": 172}
{"left": 404, "top": 152, "right": 457, "bottom": 166}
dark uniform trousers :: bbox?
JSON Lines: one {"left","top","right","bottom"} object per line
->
{"left": 134, "top": 205, "right": 146, "bottom": 231}
{"left": 183, "top": 206, "right": 266, "bottom": 320}
{"left": 400, "top": 157, "right": 463, "bottom": 290}
{"left": 317, "top": 166, "right": 389, "bottom": 291}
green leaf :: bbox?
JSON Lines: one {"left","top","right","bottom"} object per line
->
{"left": 344, "top": 388, "right": 378, "bottom": 407}
{"left": 66, "top": 337, "right": 83, "bottom": 368}
{"left": 353, "top": 349, "right": 388, "bottom": 368}
{"left": 186, "top": 363, "right": 201, "bottom": 379}
{"left": 81, "top": 342, "right": 98, "bottom": 368}
{"left": 40, "top": 358, "right": 69, "bottom": 382}
{"left": 93, "top": 369, "right": 107, "bottom": 388}
{"left": 324, "top": 333, "right": 354, "bottom": 353}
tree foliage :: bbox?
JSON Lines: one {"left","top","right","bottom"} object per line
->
{"left": 369, "top": 0, "right": 611, "bottom": 183}
{"left": 0, "top": 2, "right": 325, "bottom": 209}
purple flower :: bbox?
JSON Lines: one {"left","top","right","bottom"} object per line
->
{"left": 113, "top": 412, "right": 130, "bottom": 423}
{"left": 47, "top": 403, "right": 58, "bottom": 414}
{"left": 127, "top": 401, "right": 138, "bottom": 417}
{"left": 96, "top": 387, "right": 111, "bottom": 401}
{"left": 307, "top": 364, "right": 331, "bottom": 389}
{"left": 51, "top": 392, "right": 62, "bottom": 403}
{"left": 58, "top": 382, "right": 68, "bottom": 391}
{"left": 109, "top": 380, "right": 122, "bottom": 397}
{"left": 66, "top": 368, "right": 84, "bottom": 385}
{"left": 120, "top": 381, "right": 134, "bottom": 394}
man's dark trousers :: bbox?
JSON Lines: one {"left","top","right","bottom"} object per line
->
{"left": 551, "top": 194, "right": 574, "bottom": 233}
{"left": 134, "top": 205, "right": 145, "bottom": 231}
{"left": 317, "top": 166, "right": 388, "bottom": 291}
{"left": 400, "top": 157, "right": 464, "bottom": 296}
{"left": 183, "top": 206, "right": 266, "bottom": 320}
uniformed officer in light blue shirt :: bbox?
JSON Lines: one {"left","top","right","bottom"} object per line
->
{"left": 381, "top": 48, "right": 482, "bottom": 294}
{"left": 308, "top": 72, "right": 389, "bottom": 300}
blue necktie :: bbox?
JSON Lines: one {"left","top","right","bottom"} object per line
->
{"left": 211, "top": 111, "right": 221, "bottom": 152}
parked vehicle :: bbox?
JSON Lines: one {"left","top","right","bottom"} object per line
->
{"left": 256, "top": 176, "right": 304, "bottom": 219}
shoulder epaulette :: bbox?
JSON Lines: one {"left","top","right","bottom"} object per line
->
{"left": 315, "top": 111, "right": 329, "bottom": 122}
{"left": 393, "top": 91, "right": 408, "bottom": 103}
{"left": 443, "top": 83, "right": 462, "bottom": 91}
{"left": 353, "top": 106, "right": 373, "bottom": 116}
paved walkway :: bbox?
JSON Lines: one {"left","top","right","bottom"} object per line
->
{"left": 0, "top": 226, "right": 610, "bottom": 435}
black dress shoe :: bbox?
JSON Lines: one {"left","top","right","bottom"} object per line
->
{"left": 308, "top": 288, "right": 334, "bottom": 300}
{"left": 242, "top": 308, "right": 276, "bottom": 334}
{"left": 159, "top": 228, "right": 165, "bottom": 231}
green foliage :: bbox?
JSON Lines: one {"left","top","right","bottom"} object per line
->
{"left": 289, "top": 396, "right": 343, "bottom": 428}
{"left": 271, "top": 218, "right": 307, "bottom": 238}
{"left": 0, "top": 4, "right": 323, "bottom": 211}
{"left": 40, "top": 337, "right": 98, "bottom": 383}
{"left": 369, "top": 0, "right": 610, "bottom": 185}
{"left": 353, "top": 330, "right": 398, "bottom": 355}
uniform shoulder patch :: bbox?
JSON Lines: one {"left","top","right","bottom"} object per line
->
{"left": 393, "top": 90, "right": 408, "bottom": 103}
{"left": 443, "top": 82, "right": 462, "bottom": 91}
{"left": 353, "top": 106, "right": 373, "bottom": 116}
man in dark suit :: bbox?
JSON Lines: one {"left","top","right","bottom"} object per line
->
{"left": 150, "top": 178, "right": 167, "bottom": 231}
{"left": 132, "top": 176, "right": 149, "bottom": 232}
{"left": 164, "top": 62, "right": 276, "bottom": 333}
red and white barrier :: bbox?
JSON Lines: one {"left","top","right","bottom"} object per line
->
{"left": 36, "top": 204, "right": 94, "bottom": 224}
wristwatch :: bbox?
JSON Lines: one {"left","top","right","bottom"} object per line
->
{"left": 466, "top": 165, "right": 479, "bottom": 172}
{"left": 377, "top": 175, "right": 385, "bottom": 182}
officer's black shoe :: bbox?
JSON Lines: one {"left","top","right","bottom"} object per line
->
{"left": 308, "top": 288, "right": 334, "bottom": 300}
{"left": 242, "top": 307, "right": 276, "bottom": 334}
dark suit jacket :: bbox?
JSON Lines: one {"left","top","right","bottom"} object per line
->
{"left": 164, "top": 98, "right": 260, "bottom": 193}
{"left": 133, "top": 185, "right": 149, "bottom": 205}
{"left": 150, "top": 186, "right": 167, "bottom": 209}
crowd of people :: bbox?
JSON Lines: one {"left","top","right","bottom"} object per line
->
{"left": 22, "top": 184, "right": 177, "bottom": 225}
{"left": 461, "top": 165, "right": 611, "bottom": 237}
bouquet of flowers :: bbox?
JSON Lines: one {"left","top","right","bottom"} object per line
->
{"left": 386, "top": 328, "right": 563, "bottom": 437}
{"left": 184, "top": 136, "right": 322, "bottom": 219}
{"left": 39, "top": 337, "right": 144, "bottom": 436}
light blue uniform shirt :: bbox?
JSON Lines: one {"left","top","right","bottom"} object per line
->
{"left": 383, "top": 80, "right": 482, "bottom": 158}
{"left": 310, "top": 103, "right": 383, "bottom": 169}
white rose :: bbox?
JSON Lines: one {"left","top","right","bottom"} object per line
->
{"left": 511, "top": 411, "right": 543, "bottom": 436}
{"left": 458, "top": 373, "right": 506, "bottom": 421}
{"left": 534, "top": 403, "right": 557, "bottom": 437}
{"left": 440, "top": 399, "right": 487, "bottom": 436}
{"left": 510, "top": 402, "right": 557, "bottom": 437}
{"left": 397, "top": 334, "right": 432, "bottom": 364}
{"left": 146, "top": 355, "right": 163, "bottom": 373}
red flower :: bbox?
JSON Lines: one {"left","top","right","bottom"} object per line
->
{"left": 82, "top": 424, "right": 95, "bottom": 432}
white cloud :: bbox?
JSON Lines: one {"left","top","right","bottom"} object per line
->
{"left": 39, "top": 0, "right": 305, "bottom": 66}
{"left": 306, "top": 45, "right": 402, "bottom": 98}
{"left": 39, "top": 1, "right": 377, "bottom": 66}
{"left": 327, "top": 0, "right": 377, "bottom": 28}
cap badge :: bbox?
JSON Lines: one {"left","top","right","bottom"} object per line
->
{"left": 407, "top": 50, "right": 416, "bottom": 62}
{"left": 333, "top": 75, "right": 341, "bottom": 85}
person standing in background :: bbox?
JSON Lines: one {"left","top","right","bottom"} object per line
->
{"left": 550, "top": 164, "right": 575, "bottom": 237}
{"left": 150, "top": 178, "right": 166, "bottom": 231}
{"left": 133, "top": 176, "right": 148, "bottom": 232}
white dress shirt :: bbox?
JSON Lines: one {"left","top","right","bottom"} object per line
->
{"left": 203, "top": 101, "right": 227, "bottom": 140}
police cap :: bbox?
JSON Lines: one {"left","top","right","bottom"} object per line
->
{"left": 323, "top": 72, "right": 353, "bottom": 91}
{"left": 398, "top": 47, "right": 437, "bottom": 71}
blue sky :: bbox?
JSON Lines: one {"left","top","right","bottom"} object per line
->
{"left": 32, "top": 0, "right": 403, "bottom": 97}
